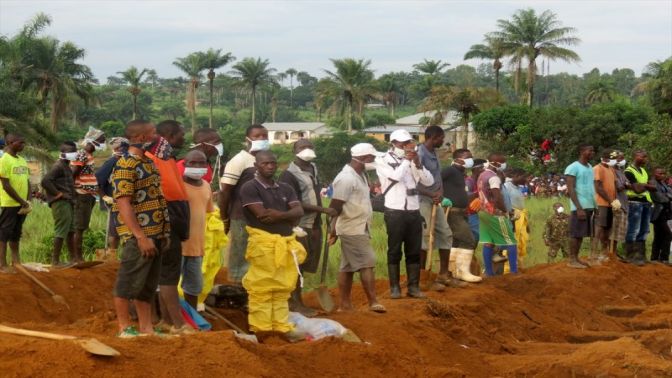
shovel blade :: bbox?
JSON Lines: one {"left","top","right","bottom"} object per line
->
{"left": 419, "top": 270, "right": 436, "bottom": 291}
{"left": 317, "top": 286, "right": 335, "bottom": 313}
{"left": 76, "top": 338, "right": 120, "bottom": 357}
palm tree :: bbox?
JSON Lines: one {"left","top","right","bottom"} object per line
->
{"left": 145, "top": 69, "right": 159, "bottom": 89}
{"left": 492, "top": 8, "right": 581, "bottom": 106}
{"left": 117, "top": 66, "right": 148, "bottom": 120}
{"left": 377, "top": 73, "right": 401, "bottom": 117}
{"left": 230, "top": 57, "right": 276, "bottom": 124}
{"left": 584, "top": 80, "right": 616, "bottom": 105}
{"left": 413, "top": 59, "right": 450, "bottom": 91}
{"left": 199, "top": 48, "right": 235, "bottom": 128}
{"left": 285, "top": 68, "right": 298, "bottom": 107}
{"left": 276, "top": 72, "right": 287, "bottom": 87}
{"left": 322, "top": 58, "right": 375, "bottom": 132}
{"left": 634, "top": 58, "right": 672, "bottom": 115}
{"left": 464, "top": 35, "right": 506, "bottom": 93}
{"left": 173, "top": 52, "right": 205, "bottom": 134}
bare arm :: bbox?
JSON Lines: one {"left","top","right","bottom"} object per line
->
{"left": 0, "top": 178, "right": 28, "bottom": 206}
{"left": 218, "top": 183, "right": 234, "bottom": 233}
{"left": 566, "top": 175, "right": 582, "bottom": 211}
{"left": 246, "top": 202, "right": 304, "bottom": 224}
{"left": 490, "top": 187, "right": 507, "bottom": 214}
{"left": 116, "top": 196, "right": 157, "bottom": 257}
{"left": 594, "top": 180, "right": 613, "bottom": 203}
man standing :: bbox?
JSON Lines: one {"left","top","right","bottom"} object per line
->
{"left": 279, "top": 139, "right": 336, "bottom": 316}
{"left": 651, "top": 168, "right": 672, "bottom": 263}
{"left": 150, "top": 120, "right": 192, "bottom": 334}
{"left": 71, "top": 127, "right": 106, "bottom": 262}
{"left": 112, "top": 120, "right": 170, "bottom": 338}
{"left": 329, "top": 143, "right": 386, "bottom": 313}
{"left": 593, "top": 149, "right": 620, "bottom": 264}
{"left": 624, "top": 150, "right": 657, "bottom": 266}
{"left": 377, "top": 129, "right": 433, "bottom": 299}
{"left": 441, "top": 148, "right": 482, "bottom": 283}
{"left": 240, "top": 151, "right": 305, "bottom": 341}
{"left": 477, "top": 153, "right": 517, "bottom": 276}
{"left": 466, "top": 159, "right": 486, "bottom": 242}
{"left": 177, "top": 127, "right": 224, "bottom": 184}
{"left": 564, "top": 145, "right": 597, "bottom": 269}
{"left": 0, "top": 134, "right": 30, "bottom": 273}
{"left": 611, "top": 151, "right": 630, "bottom": 255}
{"left": 95, "top": 137, "right": 129, "bottom": 258}
{"left": 219, "top": 124, "right": 269, "bottom": 284}
{"left": 41, "top": 141, "right": 78, "bottom": 266}
{"left": 417, "top": 126, "right": 456, "bottom": 290}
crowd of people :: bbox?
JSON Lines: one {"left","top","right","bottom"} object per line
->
{"left": 0, "top": 119, "right": 670, "bottom": 342}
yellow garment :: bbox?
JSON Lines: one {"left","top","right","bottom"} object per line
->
{"left": 243, "top": 226, "right": 306, "bottom": 332}
{"left": 504, "top": 209, "right": 528, "bottom": 273}
{"left": 178, "top": 208, "right": 229, "bottom": 304}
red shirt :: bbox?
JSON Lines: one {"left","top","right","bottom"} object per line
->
{"left": 177, "top": 159, "right": 213, "bottom": 184}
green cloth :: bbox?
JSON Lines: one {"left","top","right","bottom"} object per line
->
{"left": 51, "top": 200, "right": 75, "bottom": 239}
{"left": 478, "top": 211, "right": 516, "bottom": 246}
{"left": 0, "top": 153, "right": 29, "bottom": 207}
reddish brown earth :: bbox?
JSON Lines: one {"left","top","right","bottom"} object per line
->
{"left": 2, "top": 260, "right": 672, "bottom": 377}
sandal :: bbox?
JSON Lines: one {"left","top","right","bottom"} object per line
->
{"left": 369, "top": 304, "right": 387, "bottom": 313}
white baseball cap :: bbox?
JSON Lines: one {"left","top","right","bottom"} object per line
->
{"left": 350, "top": 143, "right": 382, "bottom": 157}
{"left": 390, "top": 129, "right": 413, "bottom": 143}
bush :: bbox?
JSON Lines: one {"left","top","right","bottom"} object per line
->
{"left": 313, "top": 132, "right": 386, "bottom": 182}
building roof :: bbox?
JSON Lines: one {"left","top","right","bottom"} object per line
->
{"left": 363, "top": 125, "right": 426, "bottom": 134}
{"left": 262, "top": 122, "right": 327, "bottom": 132}
{"left": 394, "top": 111, "right": 460, "bottom": 126}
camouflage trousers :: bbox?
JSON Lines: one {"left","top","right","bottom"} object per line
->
{"left": 547, "top": 241, "right": 569, "bottom": 262}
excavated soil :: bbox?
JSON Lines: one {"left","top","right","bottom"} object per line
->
{"left": 2, "top": 260, "right": 672, "bottom": 377}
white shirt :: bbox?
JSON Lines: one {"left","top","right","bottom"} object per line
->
{"left": 332, "top": 164, "right": 372, "bottom": 236}
{"left": 220, "top": 150, "right": 255, "bottom": 188}
{"left": 376, "top": 152, "right": 434, "bottom": 211}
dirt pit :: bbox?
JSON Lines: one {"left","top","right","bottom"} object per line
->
{"left": 2, "top": 260, "right": 672, "bottom": 377}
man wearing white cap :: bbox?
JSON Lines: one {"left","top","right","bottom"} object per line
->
{"left": 328, "top": 143, "right": 386, "bottom": 313}
{"left": 376, "top": 129, "right": 434, "bottom": 299}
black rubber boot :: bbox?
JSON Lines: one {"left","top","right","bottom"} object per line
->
{"left": 406, "top": 263, "right": 426, "bottom": 299}
{"left": 633, "top": 242, "right": 646, "bottom": 267}
{"left": 288, "top": 287, "right": 317, "bottom": 317}
{"left": 388, "top": 264, "right": 402, "bottom": 299}
{"left": 624, "top": 242, "right": 635, "bottom": 263}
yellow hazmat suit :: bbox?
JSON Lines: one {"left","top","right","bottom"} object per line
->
{"left": 503, "top": 209, "right": 529, "bottom": 274}
{"left": 178, "top": 208, "right": 229, "bottom": 305}
{"left": 243, "top": 226, "right": 306, "bottom": 333}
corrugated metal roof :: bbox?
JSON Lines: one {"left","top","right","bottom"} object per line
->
{"left": 262, "top": 122, "right": 328, "bottom": 132}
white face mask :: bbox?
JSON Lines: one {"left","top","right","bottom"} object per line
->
{"left": 213, "top": 143, "right": 224, "bottom": 156}
{"left": 248, "top": 138, "right": 270, "bottom": 152}
{"left": 364, "top": 162, "right": 377, "bottom": 171}
{"left": 461, "top": 158, "right": 474, "bottom": 169}
{"left": 556, "top": 206, "right": 565, "bottom": 214}
{"left": 617, "top": 159, "right": 626, "bottom": 168}
{"left": 606, "top": 159, "right": 617, "bottom": 167}
{"left": 296, "top": 148, "right": 316, "bottom": 162}
{"left": 488, "top": 161, "right": 507, "bottom": 171}
{"left": 93, "top": 141, "right": 107, "bottom": 151}
{"left": 392, "top": 147, "right": 406, "bottom": 159}
{"left": 62, "top": 152, "right": 78, "bottom": 161}
{"left": 184, "top": 167, "right": 208, "bottom": 180}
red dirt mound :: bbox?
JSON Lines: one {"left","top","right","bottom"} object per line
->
{"left": 2, "top": 260, "right": 672, "bottom": 377}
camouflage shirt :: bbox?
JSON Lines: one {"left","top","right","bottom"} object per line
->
{"left": 543, "top": 213, "right": 569, "bottom": 245}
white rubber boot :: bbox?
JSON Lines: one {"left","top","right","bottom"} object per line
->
{"left": 448, "top": 248, "right": 458, "bottom": 276}
{"left": 455, "top": 249, "right": 483, "bottom": 283}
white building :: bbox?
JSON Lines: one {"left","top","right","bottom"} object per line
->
{"left": 262, "top": 122, "right": 333, "bottom": 145}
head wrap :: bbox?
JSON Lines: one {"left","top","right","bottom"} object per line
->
{"left": 79, "top": 126, "right": 105, "bottom": 148}
{"left": 108, "top": 137, "right": 129, "bottom": 151}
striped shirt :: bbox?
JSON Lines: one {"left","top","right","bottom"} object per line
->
{"left": 71, "top": 150, "right": 98, "bottom": 195}
{"left": 220, "top": 149, "right": 256, "bottom": 220}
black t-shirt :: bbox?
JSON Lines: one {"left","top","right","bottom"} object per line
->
{"left": 240, "top": 178, "right": 300, "bottom": 236}
{"left": 441, "top": 165, "right": 469, "bottom": 208}
{"left": 230, "top": 167, "right": 257, "bottom": 220}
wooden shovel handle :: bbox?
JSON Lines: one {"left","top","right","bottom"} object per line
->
{"left": 15, "top": 264, "right": 57, "bottom": 296}
{"left": 0, "top": 324, "right": 77, "bottom": 340}
{"left": 425, "top": 204, "right": 438, "bottom": 271}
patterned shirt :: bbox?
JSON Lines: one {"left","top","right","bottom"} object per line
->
{"left": 71, "top": 150, "right": 98, "bottom": 195}
{"left": 111, "top": 152, "right": 170, "bottom": 241}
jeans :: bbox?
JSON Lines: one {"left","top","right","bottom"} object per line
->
{"left": 384, "top": 209, "right": 422, "bottom": 265}
{"left": 626, "top": 202, "right": 652, "bottom": 243}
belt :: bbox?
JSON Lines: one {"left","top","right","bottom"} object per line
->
{"left": 449, "top": 207, "right": 467, "bottom": 214}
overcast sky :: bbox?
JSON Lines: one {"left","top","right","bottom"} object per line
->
{"left": 1, "top": 0, "right": 671, "bottom": 81}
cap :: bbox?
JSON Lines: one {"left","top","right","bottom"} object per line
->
{"left": 390, "top": 129, "right": 413, "bottom": 143}
{"left": 609, "top": 150, "right": 622, "bottom": 159}
{"left": 351, "top": 143, "right": 381, "bottom": 157}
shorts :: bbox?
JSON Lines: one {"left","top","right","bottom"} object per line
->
{"left": 113, "top": 237, "right": 164, "bottom": 302}
{"left": 51, "top": 200, "right": 75, "bottom": 239}
{"left": 595, "top": 206, "right": 613, "bottom": 229}
{"left": 297, "top": 227, "right": 322, "bottom": 274}
{"left": 0, "top": 207, "right": 27, "bottom": 243}
{"left": 159, "top": 231, "right": 183, "bottom": 285}
{"left": 570, "top": 209, "right": 594, "bottom": 239}
{"left": 610, "top": 206, "right": 628, "bottom": 242}
{"left": 447, "top": 208, "right": 476, "bottom": 249}
{"left": 227, "top": 218, "right": 249, "bottom": 283}
{"left": 478, "top": 212, "right": 516, "bottom": 246}
{"left": 420, "top": 198, "right": 452, "bottom": 250}
{"left": 74, "top": 193, "right": 96, "bottom": 231}
{"left": 339, "top": 234, "right": 376, "bottom": 273}
{"left": 181, "top": 256, "right": 204, "bottom": 296}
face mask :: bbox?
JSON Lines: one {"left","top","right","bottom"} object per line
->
{"left": 461, "top": 158, "right": 474, "bottom": 169}
{"left": 606, "top": 159, "right": 617, "bottom": 167}
{"left": 0, "top": 150, "right": 4, "bottom": 157}
{"left": 556, "top": 206, "right": 565, "bottom": 214}
{"left": 392, "top": 147, "right": 405, "bottom": 159}
{"left": 62, "top": 152, "right": 78, "bottom": 161}
{"left": 364, "top": 162, "right": 377, "bottom": 171}
{"left": 296, "top": 148, "right": 316, "bottom": 162}
{"left": 184, "top": 167, "right": 208, "bottom": 180}
{"left": 212, "top": 143, "right": 224, "bottom": 156}
{"left": 489, "top": 161, "right": 506, "bottom": 171}
{"left": 93, "top": 141, "right": 107, "bottom": 151}
{"left": 248, "top": 138, "right": 270, "bottom": 152}
{"left": 617, "top": 159, "right": 626, "bottom": 168}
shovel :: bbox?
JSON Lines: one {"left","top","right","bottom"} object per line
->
{"left": 420, "top": 204, "right": 438, "bottom": 291}
{"left": 316, "top": 217, "right": 335, "bottom": 313}
{"left": 15, "top": 264, "right": 70, "bottom": 310}
{"left": 0, "top": 324, "right": 120, "bottom": 357}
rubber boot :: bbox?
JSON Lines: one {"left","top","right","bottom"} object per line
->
{"left": 288, "top": 286, "right": 317, "bottom": 317}
{"left": 633, "top": 242, "right": 646, "bottom": 267}
{"left": 388, "top": 264, "right": 402, "bottom": 299}
{"left": 454, "top": 249, "right": 482, "bottom": 282}
{"left": 624, "top": 242, "right": 635, "bottom": 263}
{"left": 406, "top": 263, "right": 426, "bottom": 298}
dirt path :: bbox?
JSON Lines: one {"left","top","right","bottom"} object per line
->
{"left": 1, "top": 260, "right": 672, "bottom": 376}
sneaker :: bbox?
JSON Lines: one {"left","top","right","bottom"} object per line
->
{"left": 117, "top": 326, "right": 145, "bottom": 339}
{"left": 170, "top": 324, "right": 197, "bottom": 335}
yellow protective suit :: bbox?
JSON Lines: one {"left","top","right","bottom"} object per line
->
{"left": 503, "top": 209, "right": 529, "bottom": 274}
{"left": 178, "top": 208, "right": 229, "bottom": 305}
{"left": 242, "top": 226, "right": 306, "bottom": 333}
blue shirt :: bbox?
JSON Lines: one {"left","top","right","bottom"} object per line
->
{"left": 417, "top": 143, "right": 441, "bottom": 196}
{"left": 564, "top": 161, "right": 597, "bottom": 211}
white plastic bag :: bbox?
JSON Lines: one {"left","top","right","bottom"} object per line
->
{"left": 289, "top": 312, "right": 347, "bottom": 340}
